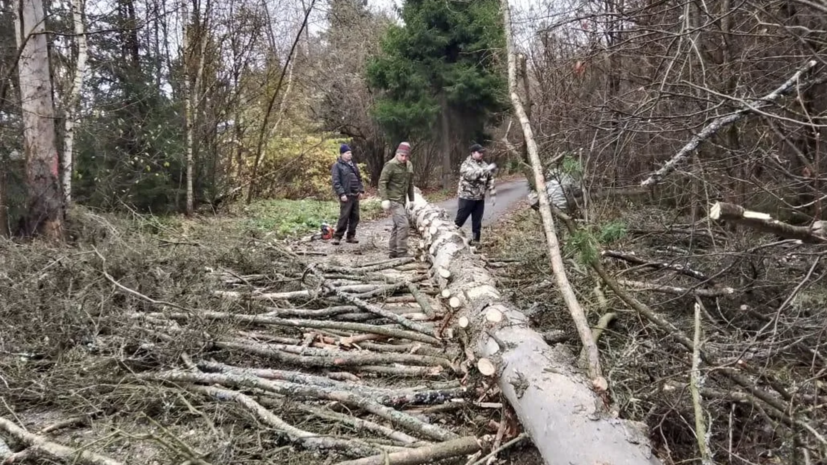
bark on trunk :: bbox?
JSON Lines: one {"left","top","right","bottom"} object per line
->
{"left": 62, "top": 0, "right": 88, "bottom": 206}
{"left": 181, "top": 0, "right": 194, "bottom": 215}
{"left": 16, "top": 0, "right": 63, "bottom": 239}
{"left": 406, "top": 190, "right": 662, "bottom": 465}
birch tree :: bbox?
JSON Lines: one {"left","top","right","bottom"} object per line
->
{"left": 16, "top": 0, "right": 63, "bottom": 239}
{"left": 62, "top": 0, "right": 88, "bottom": 205}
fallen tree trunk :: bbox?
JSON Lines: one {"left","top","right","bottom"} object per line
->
{"left": 709, "top": 201, "right": 827, "bottom": 244}
{"left": 406, "top": 190, "right": 662, "bottom": 465}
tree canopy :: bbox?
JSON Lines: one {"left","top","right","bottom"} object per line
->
{"left": 367, "top": 0, "right": 508, "bottom": 148}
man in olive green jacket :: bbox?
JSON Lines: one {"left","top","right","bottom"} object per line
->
{"left": 378, "top": 142, "right": 415, "bottom": 258}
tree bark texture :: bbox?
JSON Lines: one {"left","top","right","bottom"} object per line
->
{"left": 406, "top": 189, "right": 663, "bottom": 465}
{"left": 16, "top": 0, "right": 63, "bottom": 239}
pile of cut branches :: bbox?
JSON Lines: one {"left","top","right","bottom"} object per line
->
{"left": 0, "top": 208, "right": 519, "bottom": 464}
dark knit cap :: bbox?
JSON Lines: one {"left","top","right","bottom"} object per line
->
{"left": 470, "top": 143, "right": 486, "bottom": 153}
{"left": 340, "top": 144, "right": 351, "bottom": 154}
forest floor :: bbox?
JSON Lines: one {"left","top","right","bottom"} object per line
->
{"left": 2, "top": 180, "right": 825, "bottom": 465}
{"left": 0, "top": 182, "right": 545, "bottom": 465}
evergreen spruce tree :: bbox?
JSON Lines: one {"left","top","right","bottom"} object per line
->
{"left": 367, "top": 0, "right": 507, "bottom": 187}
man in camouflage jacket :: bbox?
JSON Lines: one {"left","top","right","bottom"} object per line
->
{"left": 454, "top": 144, "right": 496, "bottom": 244}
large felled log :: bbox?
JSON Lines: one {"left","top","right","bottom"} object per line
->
{"left": 406, "top": 190, "right": 662, "bottom": 465}
{"left": 709, "top": 201, "right": 827, "bottom": 244}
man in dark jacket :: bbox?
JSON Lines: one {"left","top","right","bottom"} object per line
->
{"left": 331, "top": 144, "right": 365, "bottom": 245}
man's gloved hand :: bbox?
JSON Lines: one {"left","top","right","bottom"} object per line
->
{"left": 340, "top": 195, "right": 348, "bottom": 202}
{"left": 381, "top": 200, "right": 391, "bottom": 210}
{"left": 485, "top": 163, "right": 497, "bottom": 172}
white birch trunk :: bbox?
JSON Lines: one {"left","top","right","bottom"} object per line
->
{"left": 62, "top": 0, "right": 88, "bottom": 205}
{"left": 182, "top": 0, "right": 194, "bottom": 215}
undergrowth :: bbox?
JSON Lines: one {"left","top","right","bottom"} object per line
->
{"left": 487, "top": 200, "right": 827, "bottom": 465}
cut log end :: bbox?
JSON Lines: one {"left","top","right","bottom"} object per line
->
{"left": 438, "top": 267, "right": 451, "bottom": 279}
{"left": 449, "top": 297, "right": 462, "bottom": 309}
{"left": 458, "top": 316, "right": 470, "bottom": 329}
{"left": 441, "top": 289, "right": 452, "bottom": 299}
{"left": 477, "top": 358, "right": 496, "bottom": 377}
{"left": 485, "top": 308, "right": 503, "bottom": 324}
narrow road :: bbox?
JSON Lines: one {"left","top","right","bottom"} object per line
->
{"left": 368, "top": 178, "right": 530, "bottom": 237}
{"left": 434, "top": 178, "right": 530, "bottom": 228}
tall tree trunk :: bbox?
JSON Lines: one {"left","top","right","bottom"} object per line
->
{"left": 62, "top": 0, "right": 88, "bottom": 206}
{"left": 182, "top": 0, "right": 194, "bottom": 215}
{"left": 440, "top": 93, "right": 451, "bottom": 189}
{"left": 16, "top": 0, "right": 63, "bottom": 239}
{"left": 501, "top": 0, "right": 602, "bottom": 382}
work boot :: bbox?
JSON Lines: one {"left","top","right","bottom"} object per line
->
{"left": 332, "top": 237, "right": 341, "bottom": 245}
{"left": 388, "top": 252, "right": 397, "bottom": 259}
{"left": 346, "top": 237, "right": 359, "bottom": 244}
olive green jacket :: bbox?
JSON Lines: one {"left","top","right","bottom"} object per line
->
{"left": 378, "top": 157, "right": 415, "bottom": 204}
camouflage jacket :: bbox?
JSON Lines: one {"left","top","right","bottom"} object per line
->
{"left": 527, "top": 168, "right": 583, "bottom": 212}
{"left": 457, "top": 156, "right": 495, "bottom": 201}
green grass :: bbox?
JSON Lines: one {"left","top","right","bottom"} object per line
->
{"left": 109, "top": 197, "right": 384, "bottom": 243}
{"left": 240, "top": 198, "right": 383, "bottom": 237}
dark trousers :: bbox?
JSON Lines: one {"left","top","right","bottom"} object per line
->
{"left": 335, "top": 196, "right": 360, "bottom": 239}
{"left": 455, "top": 198, "right": 484, "bottom": 241}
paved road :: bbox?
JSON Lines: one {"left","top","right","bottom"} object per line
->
{"left": 435, "top": 178, "right": 531, "bottom": 229}
{"left": 367, "top": 178, "right": 530, "bottom": 237}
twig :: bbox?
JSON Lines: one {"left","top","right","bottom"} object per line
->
{"left": 141, "top": 370, "right": 458, "bottom": 442}
{"left": 617, "top": 279, "right": 735, "bottom": 297}
{"left": 601, "top": 250, "right": 712, "bottom": 282}
{"left": 214, "top": 339, "right": 453, "bottom": 370}
{"left": 186, "top": 385, "right": 384, "bottom": 457}
{"left": 690, "top": 302, "right": 712, "bottom": 465}
{"left": 407, "top": 283, "right": 436, "bottom": 318}
{"left": 334, "top": 436, "right": 482, "bottom": 465}
{"left": 142, "top": 310, "right": 440, "bottom": 345}
{"left": 468, "top": 433, "right": 529, "bottom": 465}
{"left": 0, "top": 416, "right": 123, "bottom": 465}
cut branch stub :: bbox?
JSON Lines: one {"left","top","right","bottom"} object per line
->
{"left": 477, "top": 358, "right": 497, "bottom": 377}
{"left": 485, "top": 308, "right": 503, "bottom": 324}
